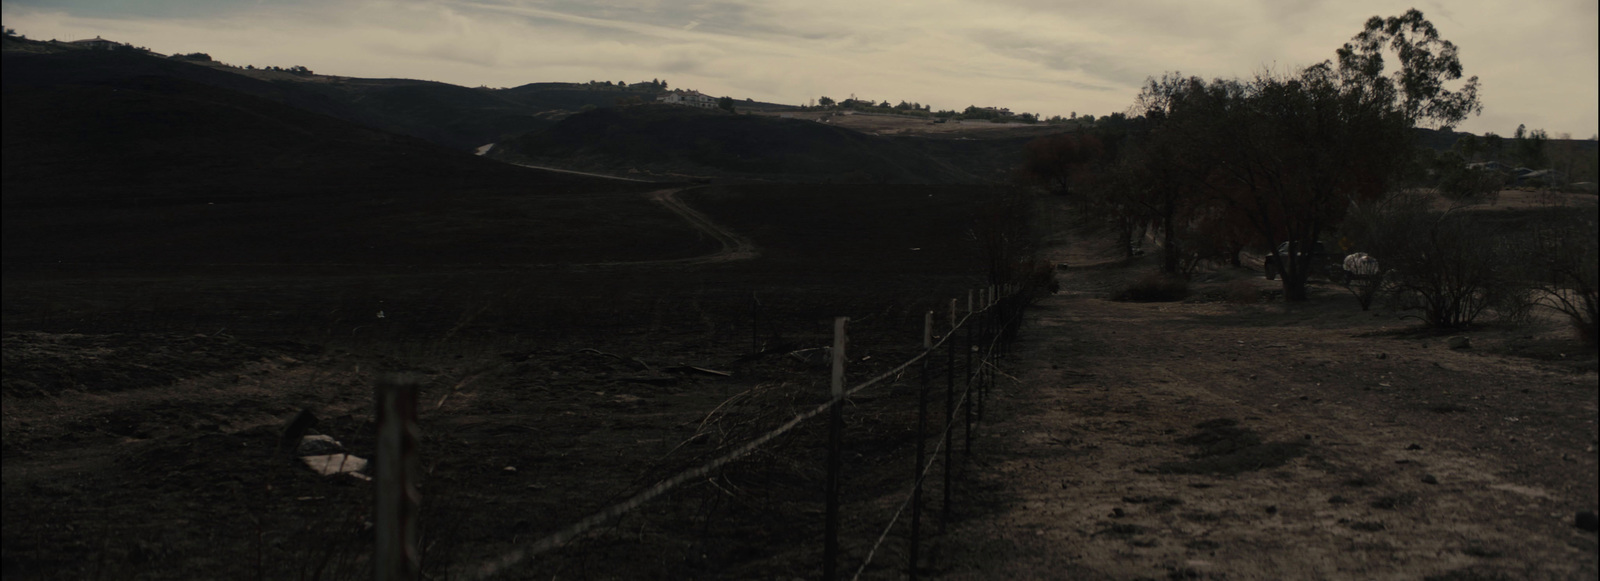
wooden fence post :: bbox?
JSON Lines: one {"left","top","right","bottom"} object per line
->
{"left": 824, "top": 317, "right": 848, "bottom": 581}
{"left": 375, "top": 375, "right": 421, "bottom": 581}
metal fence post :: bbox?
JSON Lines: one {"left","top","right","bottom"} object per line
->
{"left": 910, "top": 311, "right": 932, "bottom": 581}
{"left": 964, "top": 290, "right": 974, "bottom": 454}
{"left": 750, "top": 292, "right": 761, "bottom": 355}
{"left": 824, "top": 317, "right": 848, "bottom": 581}
{"left": 943, "top": 299, "right": 956, "bottom": 531}
{"left": 376, "top": 375, "right": 421, "bottom": 581}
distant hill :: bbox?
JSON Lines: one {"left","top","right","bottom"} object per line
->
{"left": 497, "top": 105, "right": 1041, "bottom": 183}
{"left": 0, "top": 45, "right": 558, "bottom": 151}
{"left": 0, "top": 49, "right": 701, "bottom": 268}
{"left": 0, "top": 37, "right": 1056, "bottom": 185}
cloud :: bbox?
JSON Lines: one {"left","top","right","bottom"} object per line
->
{"left": 1, "top": 0, "right": 1594, "bottom": 135}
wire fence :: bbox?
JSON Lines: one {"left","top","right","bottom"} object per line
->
{"left": 373, "top": 283, "right": 1035, "bottom": 580}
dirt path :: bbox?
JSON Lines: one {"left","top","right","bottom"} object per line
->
{"left": 572, "top": 187, "right": 759, "bottom": 268}
{"left": 937, "top": 267, "right": 1599, "bottom": 580}
{"left": 641, "top": 187, "right": 759, "bottom": 264}
{"left": 508, "top": 161, "right": 658, "bottom": 182}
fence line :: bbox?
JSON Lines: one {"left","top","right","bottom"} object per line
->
{"left": 851, "top": 366, "right": 979, "bottom": 581}
{"left": 458, "top": 286, "right": 1028, "bottom": 580}
{"left": 852, "top": 296, "right": 1021, "bottom": 579}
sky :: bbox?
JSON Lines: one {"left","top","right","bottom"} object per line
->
{"left": 4, "top": 0, "right": 1597, "bottom": 138}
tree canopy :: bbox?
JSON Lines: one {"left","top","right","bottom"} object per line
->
{"left": 1034, "top": 8, "right": 1481, "bottom": 300}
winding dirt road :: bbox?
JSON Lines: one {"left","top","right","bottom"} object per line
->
{"left": 503, "top": 158, "right": 759, "bottom": 266}
{"left": 641, "top": 188, "right": 759, "bottom": 265}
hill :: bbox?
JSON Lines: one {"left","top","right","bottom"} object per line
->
{"left": 1, "top": 50, "right": 707, "bottom": 268}
{"left": 495, "top": 104, "right": 1046, "bottom": 183}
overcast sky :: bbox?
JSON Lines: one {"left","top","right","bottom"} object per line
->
{"left": 5, "top": 0, "right": 1596, "bottom": 137}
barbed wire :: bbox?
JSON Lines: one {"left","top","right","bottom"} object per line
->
{"left": 459, "top": 297, "right": 1013, "bottom": 579}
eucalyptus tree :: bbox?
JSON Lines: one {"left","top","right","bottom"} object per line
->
{"left": 1202, "top": 8, "right": 1480, "bottom": 300}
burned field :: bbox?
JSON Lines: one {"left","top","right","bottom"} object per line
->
{"left": 1, "top": 180, "right": 1015, "bottom": 579}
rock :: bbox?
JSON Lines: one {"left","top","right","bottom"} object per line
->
{"left": 1406, "top": 443, "right": 1423, "bottom": 450}
{"left": 1577, "top": 511, "right": 1599, "bottom": 533}
{"left": 1447, "top": 336, "right": 1471, "bottom": 350}
{"left": 503, "top": 466, "right": 518, "bottom": 475}
{"left": 1375, "top": 352, "right": 1387, "bottom": 360}
{"left": 297, "top": 434, "right": 344, "bottom": 455}
{"left": 1421, "top": 474, "right": 1439, "bottom": 485}
{"left": 1111, "top": 507, "right": 1125, "bottom": 518}
{"left": 1265, "top": 505, "right": 1278, "bottom": 515}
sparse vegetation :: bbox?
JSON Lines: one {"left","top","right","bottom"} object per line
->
{"left": 4, "top": 10, "right": 1596, "bottom": 581}
{"left": 1524, "top": 211, "right": 1600, "bottom": 343}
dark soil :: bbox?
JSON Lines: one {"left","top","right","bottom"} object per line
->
{"left": 1, "top": 179, "right": 999, "bottom": 580}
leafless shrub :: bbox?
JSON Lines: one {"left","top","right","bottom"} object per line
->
{"left": 971, "top": 186, "right": 1052, "bottom": 297}
{"left": 1343, "top": 192, "right": 1525, "bottom": 329}
{"left": 1344, "top": 273, "right": 1386, "bottom": 311}
{"left": 1489, "top": 285, "right": 1540, "bottom": 328}
{"left": 1523, "top": 213, "right": 1599, "bottom": 343}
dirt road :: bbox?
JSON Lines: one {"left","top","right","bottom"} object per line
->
{"left": 642, "top": 188, "right": 760, "bottom": 265}
{"left": 937, "top": 264, "right": 1599, "bottom": 580}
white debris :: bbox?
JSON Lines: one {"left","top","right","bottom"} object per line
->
{"left": 302, "top": 454, "right": 370, "bottom": 480}
{"left": 297, "top": 434, "right": 344, "bottom": 455}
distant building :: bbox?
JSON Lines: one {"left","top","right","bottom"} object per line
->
{"left": 67, "top": 36, "right": 121, "bottom": 50}
{"left": 659, "top": 89, "right": 718, "bottom": 109}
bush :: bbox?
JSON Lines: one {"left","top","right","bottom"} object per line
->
{"left": 1436, "top": 165, "right": 1503, "bottom": 203}
{"left": 1344, "top": 192, "right": 1525, "bottom": 329}
{"left": 1114, "top": 273, "right": 1189, "bottom": 302}
{"left": 1490, "top": 286, "right": 1539, "bottom": 328}
{"left": 1524, "top": 213, "right": 1599, "bottom": 344}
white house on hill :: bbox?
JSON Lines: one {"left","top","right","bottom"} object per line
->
{"left": 68, "top": 36, "right": 122, "bottom": 50}
{"left": 659, "top": 89, "right": 718, "bottom": 109}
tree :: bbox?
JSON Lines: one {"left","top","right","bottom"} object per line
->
{"left": 1453, "top": 134, "right": 1481, "bottom": 159}
{"left": 1512, "top": 124, "right": 1549, "bottom": 168}
{"left": 817, "top": 96, "right": 835, "bottom": 107}
{"left": 1335, "top": 8, "right": 1481, "bottom": 129}
{"left": 718, "top": 96, "right": 736, "bottom": 113}
{"left": 1023, "top": 132, "right": 1103, "bottom": 197}
{"left": 1179, "top": 9, "right": 1479, "bottom": 300}
{"left": 1483, "top": 132, "right": 1504, "bottom": 161}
